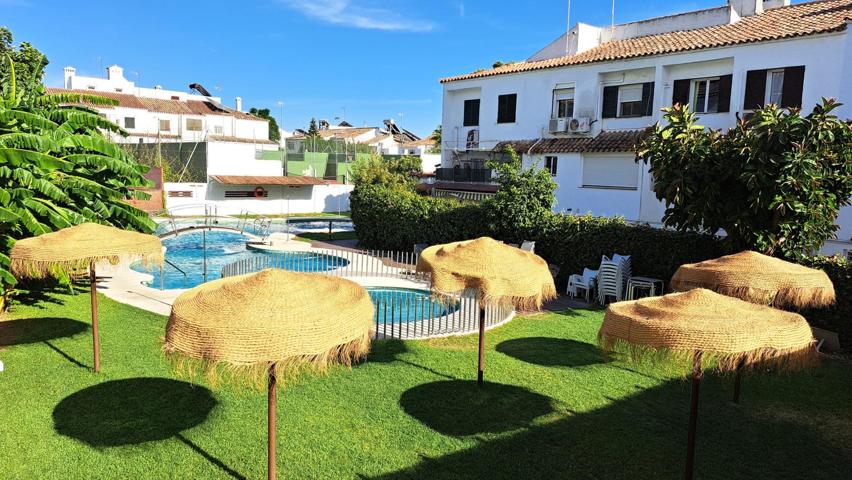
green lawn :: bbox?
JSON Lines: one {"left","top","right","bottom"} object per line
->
{"left": 1, "top": 288, "right": 850, "bottom": 479}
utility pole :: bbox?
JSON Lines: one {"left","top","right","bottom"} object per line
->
{"left": 565, "top": 0, "right": 572, "bottom": 55}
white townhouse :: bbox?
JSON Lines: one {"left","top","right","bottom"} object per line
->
{"left": 53, "top": 65, "right": 352, "bottom": 216}
{"left": 439, "top": 0, "right": 852, "bottom": 256}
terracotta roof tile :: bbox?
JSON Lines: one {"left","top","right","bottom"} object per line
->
{"left": 494, "top": 130, "right": 647, "bottom": 154}
{"left": 442, "top": 0, "right": 852, "bottom": 83}
{"left": 45, "top": 88, "right": 260, "bottom": 120}
{"left": 209, "top": 175, "right": 328, "bottom": 186}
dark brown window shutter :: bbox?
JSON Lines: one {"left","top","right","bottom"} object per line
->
{"left": 717, "top": 74, "right": 733, "bottom": 113}
{"left": 672, "top": 79, "right": 691, "bottom": 107}
{"left": 743, "top": 69, "right": 767, "bottom": 110}
{"left": 602, "top": 86, "right": 619, "bottom": 118}
{"left": 642, "top": 82, "right": 655, "bottom": 116}
{"left": 781, "top": 66, "right": 805, "bottom": 108}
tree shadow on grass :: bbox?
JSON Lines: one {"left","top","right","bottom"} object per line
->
{"left": 495, "top": 337, "right": 609, "bottom": 368}
{"left": 375, "top": 373, "right": 852, "bottom": 480}
{"left": 0, "top": 317, "right": 88, "bottom": 347}
{"left": 366, "top": 340, "right": 456, "bottom": 380}
{"left": 399, "top": 380, "right": 555, "bottom": 436}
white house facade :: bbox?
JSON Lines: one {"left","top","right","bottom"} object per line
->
{"left": 439, "top": 0, "right": 852, "bottom": 256}
{"left": 54, "top": 65, "right": 352, "bottom": 216}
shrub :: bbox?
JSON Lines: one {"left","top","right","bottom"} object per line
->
{"left": 637, "top": 100, "right": 852, "bottom": 260}
{"left": 798, "top": 255, "right": 852, "bottom": 348}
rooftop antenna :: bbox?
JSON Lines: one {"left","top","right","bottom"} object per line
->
{"left": 611, "top": 0, "right": 616, "bottom": 31}
{"left": 565, "top": 0, "right": 572, "bottom": 55}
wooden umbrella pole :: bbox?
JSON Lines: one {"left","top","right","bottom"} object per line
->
{"left": 733, "top": 362, "right": 743, "bottom": 404}
{"left": 268, "top": 364, "right": 277, "bottom": 480}
{"left": 477, "top": 307, "right": 486, "bottom": 386}
{"left": 89, "top": 262, "right": 101, "bottom": 373}
{"left": 685, "top": 351, "right": 703, "bottom": 480}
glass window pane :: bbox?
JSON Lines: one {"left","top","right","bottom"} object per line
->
{"left": 619, "top": 85, "right": 643, "bottom": 103}
{"left": 694, "top": 81, "right": 708, "bottom": 113}
{"left": 769, "top": 71, "right": 784, "bottom": 105}
{"left": 557, "top": 99, "right": 574, "bottom": 118}
{"left": 707, "top": 79, "right": 720, "bottom": 113}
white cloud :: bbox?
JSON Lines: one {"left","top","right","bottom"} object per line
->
{"left": 279, "top": 0, "right": 434, "bottom": 32}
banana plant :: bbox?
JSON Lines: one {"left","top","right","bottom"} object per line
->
{"left": 0, "top": 53, "right": 156, "bottom": 308}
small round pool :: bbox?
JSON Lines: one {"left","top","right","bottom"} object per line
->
{"left": 367, "top": 287, "right": 459, "bottom": 324}
{"left": 134, "top": 230, "right": 348, "bottom": 290}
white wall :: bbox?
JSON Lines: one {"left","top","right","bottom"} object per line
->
{"left": 164, "top": 183, "right": 353, "bottom": 216}
{"left": 205, "top": 142, "right": 283, "bottom": 176}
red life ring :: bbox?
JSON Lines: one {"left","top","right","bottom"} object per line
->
{"left": 254, "top": 186, "right": 266, "bottom": 199}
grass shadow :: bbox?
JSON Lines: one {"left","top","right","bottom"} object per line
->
{"left": 53, "top": 378, "right": 216, "bottom": 447}
{"left": 0, "top": 317, "right": 88, "bottom": 347}
{"left": 375, "top": 372, "right": 852, "bottom": 479}
{"left": 399, "top": 380, "right": 554, "bottom": 436}
{"left": 495, "top": 337, "right": 609, "bottom": 368}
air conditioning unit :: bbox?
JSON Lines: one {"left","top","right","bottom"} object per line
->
{"left": 548, "top": 118, "right": 568, "bottom": 134}
{"left": 567, "top": 117, "right": 591, "bottom": 134}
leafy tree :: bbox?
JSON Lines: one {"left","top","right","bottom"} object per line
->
{"left": 306, "top": 118, "right": 320, "bottom": 138}
{"left": 430, "top": 124, "right": 441, "bottom": 153}
{"left": 248, "top": 107, "right": 280, "bottom": 142}
{"left": 351, "top": 154, "right": 421, "bottom": 188}
{"left": 0, "top": 27, "right": 48, "bottom": 100}
{"left": 0, "top": 48, "right": 155, "bottom": 307}
{"left": 636, "top": 100, "right": 852, "bottom": 259}
{"left": 485, "top": 146, "right": 557, "bottom": 242}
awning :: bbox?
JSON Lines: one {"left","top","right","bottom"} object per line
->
{"left": 209, "top": 175, "right": 328, "bottom": 186}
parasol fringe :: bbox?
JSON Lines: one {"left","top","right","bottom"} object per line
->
{"left": 597, "top": 332, "right": 818, "bottom": 375}
{"left": 671, "top": 280, "right": 836, "bottom": 309}
{"left": 162, "top": 331, "right": 373, "bottom": 390}
{"left": 429, "top": 283, "right": 558, "bottom": 311}
{"left": 10, "top": 251, "right": 164, "bottom": 279}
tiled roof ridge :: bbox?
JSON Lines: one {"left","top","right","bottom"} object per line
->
{"left": 441, "top": 0, "right": 852, "bottom": 83}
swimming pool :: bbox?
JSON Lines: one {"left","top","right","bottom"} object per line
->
{"left": 134, "top": 230, "right": 348, "bottom": 290}
{"left": 367, "top": 287, "right": 459, "bottom": 324}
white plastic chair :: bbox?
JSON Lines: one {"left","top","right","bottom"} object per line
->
{"left": 567, "top": 268, "right": 597, "bottom": 302}
{"left": 520, "top": 241, "right": 536, "bottom": 253}
{"left": 597, "top": 254, "right": 632, "bottom": 304}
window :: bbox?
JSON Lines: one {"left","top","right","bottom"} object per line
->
{"left": 744, "top": 66, "right": 804, "bottom": 110}
{"left": 159, "top": 119, "right": 170, "bottom": 131}
{"left": 87, "top": 85, "right": 95, "bottom": 90}
{"left": 552, "top": 88, "right": 575, "bottom": 119}
{"left": 497, "top": 94, "right": 517, "bottom": 123}
{"left": 214, "top": 125, "right": 223, "bottom": 135}
{"left": 692, "top": 78, "right": 721, "bottom": 113}
{"left": 618, "top": 85, "right": 644, "bottom": 117}
{"left": 544, "top": 156, "right": 558, "bottom": 176}
{"left": 186, "top": 118, "right": 203, "bottom": 131}
{"left": 766, "top": 69, "right": 785, "bottom": 106}
{"left": 115, "top": 88, "right": 123, "bottom": 93}
{"left": 463, "top": 99, "right": 480, "bottom": 127}
{"left": 124, "top": 117, "right": 135, "bottom": 129}
{"left": 582, "top": 155, "right": 639, "bottom": 189}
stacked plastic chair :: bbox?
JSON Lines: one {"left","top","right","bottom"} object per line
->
{"left": 597, "top": 254, "right": 632, "bottom": 305}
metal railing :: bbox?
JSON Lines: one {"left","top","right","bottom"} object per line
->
{"left": 220, "top": 248, "right": 514, "bottom": 340}
{"left": 435, "top": 167, "right": 493, "bottom": 183}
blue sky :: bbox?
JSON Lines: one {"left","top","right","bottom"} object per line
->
{"left": 2, "top": 0, "right": 803, "bottom": 137}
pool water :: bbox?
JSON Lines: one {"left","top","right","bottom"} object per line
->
{"left": 367, "top": 287, "right": 459, "bottom": 324}
{"left": 134, "top": 231, "right": 348, "bottom": 290}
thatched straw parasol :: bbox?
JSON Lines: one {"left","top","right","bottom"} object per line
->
{"left": 10, "top": 223, "right": 163, "bottom": 373}
{"left": 598, "top": 288, "right": 815, "bottom": 480}
{"left": 163, "top": 268, "right": 374, "bottom": 480}
{"left": 416, "top": 237, "right": 557, "bottom": 385}
{"left": 670, "top": 251, "right": 835, "bottom": 309}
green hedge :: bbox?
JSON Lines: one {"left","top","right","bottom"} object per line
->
{"left": 351, "top": 184, "right": 852, "bottom": 349}
{"left": 798, "top": 256, "right": 852, "bottom": 348}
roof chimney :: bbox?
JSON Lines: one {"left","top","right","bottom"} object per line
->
{"left": 235, "top": 97, "right": 243, "bottom": 112}
{"left": 63, "top": 66, "right": 76, "bottom": 88}
{"left": 107, "top": 65, "right": 125, "bottom": 81}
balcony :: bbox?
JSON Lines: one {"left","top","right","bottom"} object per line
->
{"left": 435, "top": 167, "right": 493, "bottom": 183}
